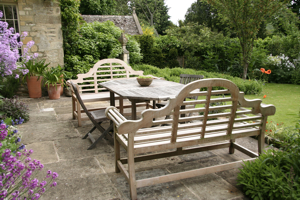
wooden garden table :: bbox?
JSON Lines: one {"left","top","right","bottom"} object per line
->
{"left": 99, "top": 79, "right": 184, "bottom": 120}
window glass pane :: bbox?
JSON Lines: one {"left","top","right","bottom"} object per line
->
{"left": 0, "top": 5, "right": 4, "bottom": 14}
{"left": 4, "top": 5, "right": 13, "bottom": 19}
{"left": 15, "top": 20, "right": 19, "bottom": 33}
{"left": 13, "top": 6, "right": 17, "bottom": 19}
{"left": 6, "top": 20, "right": 15, "bottom": 32}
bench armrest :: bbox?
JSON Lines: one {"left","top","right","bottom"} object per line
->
{"left": 238, "top": 92, "right": 276, "bottom": 116}
{"left": 105, "top": 106, "right": 127, "bottom": 128}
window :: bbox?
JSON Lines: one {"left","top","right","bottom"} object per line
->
{"left": 0, "top": 4, "right": 19, "bottom": 33}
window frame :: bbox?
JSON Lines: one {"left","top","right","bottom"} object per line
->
{"left": 0, "top": 3, "right": 20, "bottom": 34}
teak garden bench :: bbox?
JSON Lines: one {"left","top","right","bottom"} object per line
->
{"left": 105, "top": 78, "right": 276, "bottom": 200}
{"left": 67, "top": 58, "right": 145, "bottom": 126}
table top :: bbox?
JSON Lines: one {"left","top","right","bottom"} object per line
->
{"left": 99, "top": 79, "right": 184, "bottom": 101}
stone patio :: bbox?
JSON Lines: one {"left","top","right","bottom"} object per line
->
{"left": 16, "top": 96, "right": 260, "bottom": 200}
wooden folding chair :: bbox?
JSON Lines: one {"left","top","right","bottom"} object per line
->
{"left": 70, "top": 82, "right": 113, "bottom": 150}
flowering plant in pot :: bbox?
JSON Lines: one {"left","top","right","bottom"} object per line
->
{"left": 22, "top": 58, "right": 50, "bottom": 98}
{"left": 43, "top": 65, "right": 67, "bottom": 100}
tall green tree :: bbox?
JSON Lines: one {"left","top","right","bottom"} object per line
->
{"left": 184, "top": 0, "right": 228, "bottom": 33}
{"left": 205, "top": 0, "right": 289, "bottom": 79}
{"left": 132, "top": 0, "right": 171, "bottom": 34}
{"left": 79, "top": 0, "right": 116, "bottom": 15}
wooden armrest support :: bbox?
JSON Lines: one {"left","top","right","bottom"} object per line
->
{"left": 238, "top": 92, "right": 276, "bottom": 116}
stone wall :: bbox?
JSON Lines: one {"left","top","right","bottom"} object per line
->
{"left": 0, "top": 0, "right": 64, "bottom": 68}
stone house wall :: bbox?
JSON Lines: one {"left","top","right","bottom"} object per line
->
{"left": 0, "top": 0, "right": 64, "bottom": 68}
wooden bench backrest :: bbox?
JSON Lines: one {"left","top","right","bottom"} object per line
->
{"left": 70, "top": 59, "right": 144, "bottom": 94}
{"left": 108, "top": 78, "right": 276, "bottom": 153}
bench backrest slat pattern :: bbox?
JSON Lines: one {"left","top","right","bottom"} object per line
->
{"left": 70, "top": 59, "right": 144, "bottom": 94}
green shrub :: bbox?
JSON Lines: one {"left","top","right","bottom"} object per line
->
{"left": 168, "top": 48, "right": 180, "bottom": 68}
{"left": 238, "top": 128, "right": 300, "bottom": 200}
{"left": 126, "top": 35, "right": 143, "bottom": 64}
{"left": 0, "top": 76, "right": 20, "bottom": 98}
{"left": 0, "top": 96, "right": 29, "bottom": 122}
{"left": 132, "top": 64, "right": 262, "bottom": 94}
{"left": 137, "top": 34, "right": 154, "bottom": 65}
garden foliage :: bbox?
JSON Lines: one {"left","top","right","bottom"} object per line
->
{"left": 63, "top": 21, "right": 142, "bottom": 78}
{"left": 0, "top": 120, "right": 58, "bottom": 199}
{"left": 0, "top": 96, "right": 30, "bottom": 123}
{"left": 132, "top": 64, "right": 262, "bottom": 94}
{"left": 238, "top": 127, "right": 300, "bottom": 200}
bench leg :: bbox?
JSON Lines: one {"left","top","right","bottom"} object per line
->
{"left": 72, "top": 96, "right": 76, "bottom": 119}
{"left": 258, "top": 117, "right": 267, "bottom": 154}
{"left": 128, "top": 134, "right": 137, "bottom": 200}
{"left": 114, "top": 132, "right": 121, "bottom": 173}
{"left": 77, "top": 100, "right": 82, "bottom": 127}
{"left": 229, "top": 139, "right": 235, "bottom": 154}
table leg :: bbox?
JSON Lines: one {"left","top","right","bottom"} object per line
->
{"left": 152, "top": 100, "right": 156, "bottom": 109}
{"left": 131, "top": 100, "right": 137, "bottom": 120}
{"left": 110, "top": 91, "right": 115, "bottom": 106}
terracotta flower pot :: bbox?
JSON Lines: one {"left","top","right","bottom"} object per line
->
{"left": 60, "top": 74, "right": 64, "bottom": 95}
{"left": 27, "top": 76, "right": 43, "bottom": 98}
{"left": 47, "top": 84, "right": 62, "bottom": 100}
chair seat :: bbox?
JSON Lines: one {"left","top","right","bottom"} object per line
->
{"left": 90, "top": 109, "right": 107, "bottom": 122}
{"left": 81, "top": 92, "right": 120, "bottom": 102}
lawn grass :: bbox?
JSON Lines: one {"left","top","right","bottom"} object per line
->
{"left": 244, "top": 83, "right": 300, "bottom": 127}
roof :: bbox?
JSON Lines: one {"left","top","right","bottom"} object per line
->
{"left": 81, "top": 9, "right": 143, "bottom": 35}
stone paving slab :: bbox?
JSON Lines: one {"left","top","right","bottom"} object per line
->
{"left": 108, "top": 168, "right": 199, "bottom": 200}
{"left": 42, "top": 174, "right": 122, "bottom": 200}
{"left": 43, "top": 157, "right": 105, "bottom": 179}
{"left": 26, "top": 141, "right": 59, "bottom": 164}
{"left": 25, "top": 110, "right": 58, "bottom": 125}
{"left": 54, "top": 138, "right": 114, "bottom": 160}
{"left": 19, "top": 121, "right": 79, "bottom": 144}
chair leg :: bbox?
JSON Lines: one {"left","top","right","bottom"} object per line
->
{"left": 82, "top": 123, "right": 100, "bottom": 139}
{"left": 229, "top": 139, "right": 235, "bottom": 154}
{"left": 114, "top": 132, "right": 121, "bottom": 173}
{"left": 128, "top": 134, "right": 137, "bottom": 200}
{"left": 77, "top": 100, "right": 82, "bottom": 127}
{"left": 119, "top": 97, "right": 124, "bottom": 115}
{"left": 87, "top": 124, "right": 113, "bottom": 150}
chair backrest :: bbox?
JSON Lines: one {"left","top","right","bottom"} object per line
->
{"left": 179, "top": 74, "right": 204, "bottom": 85}
{"left": 69, "top": 59, "right": 144, "bottom": 94}
{"left": 180, "top": 74, "right": 204, "bottom": 101}
{"left": 70, "top": 81, "right": 96, "bottom": 122}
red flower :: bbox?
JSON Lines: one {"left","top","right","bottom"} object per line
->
{"left": 263, "top": 95, "right": 267, "bottom": 98}
{"left": 260, "top": 68, "right": 265, "bottom": 73}
{"left": 265, "top": 69, "right": 271, "bottom": 74}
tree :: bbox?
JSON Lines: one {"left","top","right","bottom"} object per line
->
{"left": 132, "top": 0, "right": 171, "bottom": 34}
{"left": 184, "top": 0, "right": 228, "bottom": 33}
{"left": 115, "top": 0, "right": 131, "bottom": 15}
{"left": 205, "top": 0, "right": 289, "bottom": 79}
{"left": 79, "top": 0, "right": 116, "bottom": 15}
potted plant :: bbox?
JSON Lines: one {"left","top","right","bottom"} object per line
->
{"left": 136, "top": 75, "right": 153, "bottom": 86}
{"left": 23, "top": 59, "right": 50, "bottom": 98}
{"left": 43, "top": 65, "right": 67, "bottom": 99}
